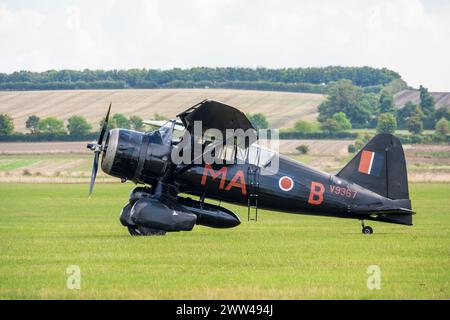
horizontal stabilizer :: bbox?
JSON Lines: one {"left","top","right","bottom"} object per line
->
{"left": 351, "top": 199, "right": 413, "bottom": 214}
{"left": 369, "top": 213, "right": 413, "bottom": 226}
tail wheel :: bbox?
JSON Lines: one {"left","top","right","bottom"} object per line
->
{"left": 362, "top": 226, "right": 374, "bottom": 234}
{"left": 127, "top": 226, "right": 166, "bottom": 236}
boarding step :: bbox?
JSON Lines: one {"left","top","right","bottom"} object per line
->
{"left": 247, "top": 193, "right": 259, "bottom": 221}
{"left": 247, "top": 166, "right": 260, "bottom": 222}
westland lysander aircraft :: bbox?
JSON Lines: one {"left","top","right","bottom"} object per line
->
{"left": 87, "top": 100, "right": 414, "bottom": 236}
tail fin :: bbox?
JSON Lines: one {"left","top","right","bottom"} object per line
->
{"left": 338, "top": 134, "right": 409, "bottom": 200}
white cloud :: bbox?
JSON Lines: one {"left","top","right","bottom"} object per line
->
{"left": 0, "top": 0, "right": 449, "bottom": 91}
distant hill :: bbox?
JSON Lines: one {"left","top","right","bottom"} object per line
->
{"left": 0, "top": 89, "right": 325, "bottom": 132}
{"left": 394, "top": 89, "right": 450, "bottom": 108}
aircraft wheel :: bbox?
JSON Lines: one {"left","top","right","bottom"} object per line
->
{"left": 127, "top": 226, "right": 142, "bottom": 236}
{"left": 138, "top": 226, "right": 166, "bottom": 236}
{"left": 362, "top": 226, "right": 373, "bottom": 234}
{"left": 128, "top": 226, "right": 166, "bottom": 236}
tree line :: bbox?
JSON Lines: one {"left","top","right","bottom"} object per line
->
{"left": 315, "top": 81, "right": 449, "bottom": 142}
{"left": 0, "top": 113, "right": 148, "bottom": 137}
{"left": 0, "top": 67, "right": 401, "bottom": 93}
{"left": 316, "top": 81, "right": 449, "bottom": 129}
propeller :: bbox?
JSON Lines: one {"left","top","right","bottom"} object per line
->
{"left": 87, "top": 103, "right": 112, "bottom": 196}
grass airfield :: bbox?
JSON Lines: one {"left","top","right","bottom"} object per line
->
{"left": 0, "top": 183, "right": 449, "bottom": 300}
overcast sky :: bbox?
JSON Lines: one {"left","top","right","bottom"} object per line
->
{"left": 1, "top": 0, "right": 449, "bottom": 91}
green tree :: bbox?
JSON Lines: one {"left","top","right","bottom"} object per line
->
{"left": 25, "top": 115, "right": 40, "bottom": 134}
{"left": 360, "top": 93, "right": 380, "bottom": 128}
{"left": 67, "top": 115, "right": 92, "bottom": 135}
{"left": 247, "top": 113, "right": 269, "bottom": 129}
{"left": 435, "top": 118, "right": 449, "bottom": 136}
{"left": 37, "top": 117, "right": 66, "bottom": 134}
{"left": 396, "top": 102, "right": 424, "bottom": 129}
{"left": 112, "top": 113, "right": 130, "bottom": 129}
{"left": 0, "top": 114, "right": 14, "bottom": 135}
{"left": 296, "top": 145, "right": 309, "bottom": 154}
{"left": 332, "top": 112, "right": 352, "bottom": 130}
{"left": 376, "top": 113, "right": 397, "bottom": 134}
{"left": 419, "top": 85, "right": 435, "bottom": 115}
{"left": 321, "top": 118, "right": 341, "bottom": 134}
{"left": 419, "top": 85, "right": 436, "bottom": 129}
{"left": 382, "top": 79, "right": 408, "bottom": 95}
{"left": 407, "top": 115, "right": 423, "bottom": 135}
{"left": 379, "top": 92, "right": 395, "bottom": 114}
{"left": 318, "top": 80, "right": 375, "bottom": 128}
{"left": 294, "top": 120, "right": 316, "bottom": 133}
{"left": 435, "top": 106, "right": 450, "bottom": 122}
{"left": 348, "top": 144, "right": 356, "bottom": 154}
{"left": 99, "top": 117, "right": 117, "bottom": 131}
{"left": 319, "top": 113, "right": 352, "bottom": 134}
{"left": 130, "top": 115, "right": 144, "bottom": 131}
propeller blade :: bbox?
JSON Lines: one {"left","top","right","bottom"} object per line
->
{"left": 97, "top": 102, "right": 112, "bottom": 145}
{"left": 88, "top": 103, "right": 112, "bottom": 197}
{"left": 89, "top": 151, "right": 100, "bottom": 196}
{"left": 87, "top": 102, "right": 112, "bottom": 197}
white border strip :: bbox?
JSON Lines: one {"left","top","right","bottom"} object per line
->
{"left": 367, "top": 152, "right": 375, "bottom": 175}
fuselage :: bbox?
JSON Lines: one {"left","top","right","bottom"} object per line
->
{"left": 98, "top": 127, "right": 407, "bottom": 225}
{"left": 175, "top": 155, "right": 387, "bottom": 221}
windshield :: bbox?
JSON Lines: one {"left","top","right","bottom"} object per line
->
{"left": 236, "top": 143, "right": 276, "bottom": 167}
{"left": 158, "top": 121, "right": 175, "bottom": 145}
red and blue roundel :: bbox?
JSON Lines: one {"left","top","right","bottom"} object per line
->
{"left": 279, "top": 176, "right": 294, "bottom": 192}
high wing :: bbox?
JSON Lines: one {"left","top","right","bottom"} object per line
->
{"left": 177, "top": 99, "right": 255, "bottom": 135}
{"left": 174, "top": 99, "right": 258, "bottom": 171}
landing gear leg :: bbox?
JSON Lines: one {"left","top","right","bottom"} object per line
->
{"left": 361, "top": 220, "right": 373, "bottom": 234}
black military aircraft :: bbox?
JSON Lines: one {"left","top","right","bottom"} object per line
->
{"left": 87, "top": 100, "right": 414, "bottom": 236}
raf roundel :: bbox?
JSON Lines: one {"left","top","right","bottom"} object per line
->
{"left": 279, "top": 176, "right": 294, "bottom": 192}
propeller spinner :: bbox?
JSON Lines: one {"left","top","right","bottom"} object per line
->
{"left": 87, "top": 103, "right": 112, "bottom": 196}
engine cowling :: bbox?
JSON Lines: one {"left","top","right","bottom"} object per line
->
{"left": 101, "top": 128, "right": 172, "bottom": 183}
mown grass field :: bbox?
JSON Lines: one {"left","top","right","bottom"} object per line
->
{"left": 0, "top": 183, "right": 449, "bottom": 300}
